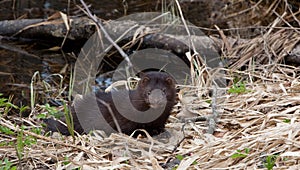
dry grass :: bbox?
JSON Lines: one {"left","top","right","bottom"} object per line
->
{"left": 2, "top": 63, "right": 300, "bottom": 169}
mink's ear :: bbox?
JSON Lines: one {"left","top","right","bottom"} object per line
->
{"left": 138, "top": 72, "right": 146, "bottom": 78}
{"left": 140, "top": 76, "right": 150, "bottom": 87}
{"left": 165, "top": 77, "right": 175, "bottom": 86}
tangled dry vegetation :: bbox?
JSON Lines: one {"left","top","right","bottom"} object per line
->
{"left": 1, "top": 0, "right": 300, "bottom": 169}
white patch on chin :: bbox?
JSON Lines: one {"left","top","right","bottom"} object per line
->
{"left": 150, "top": 104, "right": 163, "bottom": 109}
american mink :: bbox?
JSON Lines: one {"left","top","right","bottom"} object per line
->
{"left": 44, "top": 71, "right": 176, "bottom": 136}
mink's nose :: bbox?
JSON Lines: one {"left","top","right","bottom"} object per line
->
{"left": 148, "top": 89, "right": 167, "bottom": 109}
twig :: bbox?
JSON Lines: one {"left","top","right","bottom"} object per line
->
{"left": 184, "top": 116, "right": 208, "bottom": 122}
{"left": 215, "top": 25, "right": 232, "bottom": 53}
{"left": 79, "top": 0, "right": 132, "bottom": 67}
{"left": 96, "top": 97, "right": 122, "bottom": 134}
{"left": 225, "top": 0, "right": 263, "bottom": 19}
{"left": 273, "top": 10, "right": 300, "bottom": 34}
{"left": 174, "top": 0, "right": 197, "bottom": 54}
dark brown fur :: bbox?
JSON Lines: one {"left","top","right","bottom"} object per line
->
{"left": 44, "top": 72, "right": 176, "bottom": 136}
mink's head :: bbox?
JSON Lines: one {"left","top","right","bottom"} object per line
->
{"left": 137, "top": 72, "right": 176, "bottom": 109}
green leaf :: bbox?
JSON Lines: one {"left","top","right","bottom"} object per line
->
{"left": 231, "top": 153, "right": 247, "bottom": 159}
{"left": 19, "top": 105, "right": 29, "bottom": 115}
{"left": 31, "top": 127, "right": 42, "bottom": 135}
{"left": 0, "top": 126, "right": 14, "bottom": 135}
{"left": 0, "top": 158, "right": 17, "bottom": 170}
{"left": 228, "top": 82, "right": 251, "bottom": 94}
{"left": 175, "top": 154, "right": 184, "bottom": 161}
{"left": 16, "top": 129, "right": 24, "bottom": 160}
{"left": 24, "top": 136, "right": 37, "bottom": 146}
{"left": 36, "top": 113, "right": 47, "bottom": 119}
{"left": 264, "top": 155, "right": 278, "bottom": 170}
{"left": 245, "top": 148, "right": 250, "bottom": 154}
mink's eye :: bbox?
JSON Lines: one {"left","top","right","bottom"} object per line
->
{"left": 147, "top": 91, "right": 151, "bottom": 96}
{"left": 162, "top": 88, "right": 166, "bottom": 93}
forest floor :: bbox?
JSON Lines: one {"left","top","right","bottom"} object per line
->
{"left": 1, "top": 0, "right": 300, "bottom": 169}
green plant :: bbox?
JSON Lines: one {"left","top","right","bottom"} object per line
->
{"left": 283, "top": 119, "right": 291, "bottom": 123}
{"left": 264, "top": 155, "right": 278, "bottom": 170}
{"left": 170, "top": 154, "right": 197, "bottom": 170}
{"left": 0, "top": 94, "right": 18, "bottom": 115}
{"left": 63, "top": 157, "right": 70, "bottom": 165}
{"left": 15, "top": 126, "right": 37, "bottom": 161}
{"left": 41, "top": 103, "right": 62, "bottom": 119}
{"left": 18, "top": 105, "right": 29, "bottom": 116}
{"left": 62, "top": 157, "right": 81, "bottom": 170}
{"left": 175, "top": 154, "right": 184, "bottom": 161}
{"left": 40, "top": 102, "right": 74, "bottom": 138}
{"left": 0, "top": 126, "right": 15, "bottom": 135}
{"left": 69, "top": 66, "right": 75, "bottom": 101}
{"left": 205, "top": 99, "right": 212, "bottom": 104}
{"left": 0, "top": 94, "right": 29, "bottom": 116}
{"left": 23, "top": 135, "right": 37, "bottom": 146}
{"left": 0, "top": 158, "right": 17, "bottom": 170}
{"left": 30, "top": 127, "right": 42, "bottom": 135}
{"left": 30, "top": 71, "right": 40, "bottom": 111}
{"left": 175, "top": 154, "right": 197, "bottom": 165}
{"left": 15, "top": 128, "right": 25, "bottom": 160}
{"left": 63, "top": 102, "right": 75, "bottom": 140}
{"left": 36, "top": 113, "right": 47, "bottom": 119}
{"left": 0, "top": 141, "right": 14, "bottom": 146}
{"left": 231, "top": 148, "right": 250, "bottom": 159}
{"left": 228, "top": 81, "right": 250, "bottom": 94}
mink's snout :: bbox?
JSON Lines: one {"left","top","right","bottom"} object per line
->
{"left": 148, "top": 89, "right": 167, "bottom": 109}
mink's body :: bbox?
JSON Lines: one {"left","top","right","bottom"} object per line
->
{"left": 44, "top": 72, "right": 176, "bottom": 136}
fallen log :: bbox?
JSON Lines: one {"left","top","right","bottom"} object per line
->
{"left": 0, "top": 16, "right": 299, "bottom": 67}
